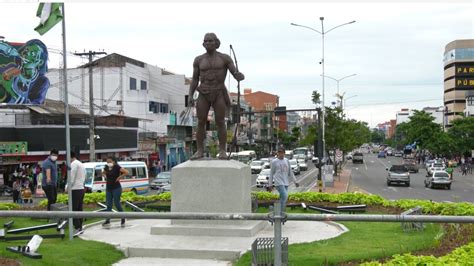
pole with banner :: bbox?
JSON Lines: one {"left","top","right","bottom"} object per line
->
{"left": 35, "top": 2, "right": 73, "bottom": 241}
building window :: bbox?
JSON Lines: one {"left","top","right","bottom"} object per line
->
{"left": 185, "top": 95, "right": 189, "bottom": 107}
{"left": 161, "top": 103, "right": 168, "bottom": 113}
{"left": 264, "top": 103, "right": 273, "bottom": 111}
{"left": 149, "top": 101, "right": 169, "bottom": 114}
{"left": 130, "top": 77, "right": 137, "bottom": 90}
{"left": 116, "top": 100, "right": 122, "bottom": 106}
{"left": 467, "top": 96, "right": 474, "bottom": 106}
{"left": 141, "top": 80, "right": 147, "bottom": 90}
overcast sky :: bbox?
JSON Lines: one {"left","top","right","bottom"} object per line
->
{"left": 2, "top": 1, "right": 473, "bottom": 127}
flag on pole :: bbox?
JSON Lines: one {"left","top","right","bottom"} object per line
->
{"left": 34, "top": 3, "right": 63, "bottom": 35}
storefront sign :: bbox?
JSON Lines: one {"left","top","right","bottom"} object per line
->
{"left": 0, "top": 141, "right": 27, "bottom": 155}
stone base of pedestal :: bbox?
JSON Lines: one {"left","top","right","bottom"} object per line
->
{"left": 151, "top": 159, "right": 266, "bottom": 237}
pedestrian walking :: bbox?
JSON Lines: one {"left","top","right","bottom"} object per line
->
{"left": 102, "top": 156, "right": 129, "bottom": 227}
{"left": 67, "top": 151, "right": 86, "bottom": 234}
{"left": 446, "top": 164, "right": 454, "bottom": 180}
{"left": 267, "top": 146, "right": 299, "bottom": 214}
{"left": 42, "top": 149, "right": 59, "bottom": 210}
{"left": 12, "top": 177, "right": 21, "bottom": 203}
{"left": 461, "top": 163, "right": 468, "bottom": 176}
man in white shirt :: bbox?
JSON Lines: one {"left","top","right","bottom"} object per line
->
{"left": 68, "top": 151, "right": 86, "bottom": 234}
{"left": 268, "top": 146, "right": 299, "bottom": 214}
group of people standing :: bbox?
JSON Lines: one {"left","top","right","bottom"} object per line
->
{"left": 37, "top": 149, "right": 128, "bottom": 234}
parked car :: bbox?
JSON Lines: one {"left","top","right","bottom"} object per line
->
{"left": 377, "top": 151, "right": 386, "bottom": 158}
{"left": 150, "top": 171, "right": 171, "bottom": 190}
{"left": 394, "top": 150, "right": 403, "bottom": 157}
{"left": 297, "top": 159, "right": 308, "bottom": 171}
{"left": 427, "top": 162, "right": 445, "bottom": 176}
{"left": 289, "top": 159, "right": 300, "bottom": 175}
{"left": 386, "top": 165, "right": 410, "bottom": 186}
{"left": 425, "top": 170, "right": 452, "bottom": 189}
{"left": 250, "top": 160, "right": 265, "bottom": 174}
{"left": 256, "top": 169, "right": 271, "bottom": 187}
{"left": 403, "top": 159, "right": 418, "bottom": 173}
{"left": 386, "top": 149, "right": 393, "bottom": 156}
{"left": 260, "top": 158, "right": 271, "bottom": 169}
{"left": 353, "top": 152, "right": 364, "bottom": 164}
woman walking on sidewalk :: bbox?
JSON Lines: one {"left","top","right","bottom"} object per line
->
{"left": 102, "top": 157, "right": 128, "bottom": 227}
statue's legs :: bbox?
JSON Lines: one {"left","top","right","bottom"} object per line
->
{"left": 213, "top": 95, "right": 228, "bottom": 159}
{"left": 190, "top": 95, "right": 211, "bottom": 160}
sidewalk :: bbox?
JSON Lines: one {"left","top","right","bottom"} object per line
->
{"left": 311, "top": 167, "right": 352, "bottom": 194}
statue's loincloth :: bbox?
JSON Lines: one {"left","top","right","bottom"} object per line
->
{"left": 197, "top": 84, "right": 231, "bottom": 108}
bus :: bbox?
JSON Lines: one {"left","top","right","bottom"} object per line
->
{"left": 84, "top": 161, "right": 150, "bottom": 194}
{"left": 236, "top": 150, "right": 257, "bottom": 164}
{"left": 293, "top": 147, "right": 309, "bottom": 161}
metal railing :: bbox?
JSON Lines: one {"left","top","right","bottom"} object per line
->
{"left": 1, "top": 204, "right": 474, "bottom": 266}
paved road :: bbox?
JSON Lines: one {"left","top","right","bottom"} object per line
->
{"left": 349, "top": 152, "right": 474, "bottom": 203}
{"left": 251, "top": 161, "right": 319, "bottom": 193}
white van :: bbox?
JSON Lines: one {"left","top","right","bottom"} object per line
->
{"left": 284, "top": 150, "right": 294, "bottom": 160}
{"left": 83, "top": 161, "right": 149, "bottom": 194}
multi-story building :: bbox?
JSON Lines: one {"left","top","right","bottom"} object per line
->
{"left": 464, "top": 92, "right": 474, "bottom": 117}
{"left": 47, "top": 53, "right": 192, "bottom": 168}
{"left": 238, "top": 88, "right": 282, "bottom": 154}
{"left": 396, "top": 108, "right": 411, "bottom": 125}
{"left": 443, "top": 39, "right": 474, "bottom": 127}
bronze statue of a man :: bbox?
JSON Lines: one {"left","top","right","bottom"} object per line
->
{"left": 188, "top": 33, "right": 245, "bottom": 160}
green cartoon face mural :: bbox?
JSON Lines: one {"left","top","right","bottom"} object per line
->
{"left": 0, "top": 39, "right": 50, "bottom": 104}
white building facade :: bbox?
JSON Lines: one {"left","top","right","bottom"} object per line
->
{"left": 46, "top": 54, "right": 192, "bottom": 166}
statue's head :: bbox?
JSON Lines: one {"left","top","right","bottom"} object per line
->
{"left": 203, "top": 33, "right": 220, "bottom": 51}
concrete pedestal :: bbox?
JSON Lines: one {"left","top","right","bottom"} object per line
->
{"left": 151, "top": 160, "right": 266, "bottom": 237}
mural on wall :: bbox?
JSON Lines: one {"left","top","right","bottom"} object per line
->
{"left": 0, "top": 39, "right": 50, "bottom": 104}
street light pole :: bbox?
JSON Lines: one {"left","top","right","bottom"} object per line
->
{"left": 322, "top": 73, "right": 357, "bottom": 95}
{"left": 291, "top": 18, "right": 356, "bottom": 159}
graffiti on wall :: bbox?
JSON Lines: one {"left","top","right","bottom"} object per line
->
{"left": 0, "top": 39, "right": 50, "bottom": 104}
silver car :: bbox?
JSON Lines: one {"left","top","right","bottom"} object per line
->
{"left": 425, "top": 170, "right": 452, "bottom": 190}
{"left": 386, "top": 165, "right": 410, "bottom": 186}
{"left": 297, "top": 159, "right": 308, "bottom": 171}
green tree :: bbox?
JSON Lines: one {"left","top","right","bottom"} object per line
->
{"left": 448, "top": 117, "right": 474, "bottom": 156}
{"left": 371, "top": 130, "right": 385, "bottom": 144}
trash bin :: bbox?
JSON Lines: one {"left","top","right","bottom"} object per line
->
{"left": 251, "top": 237, "right": 288, "bottom": 266}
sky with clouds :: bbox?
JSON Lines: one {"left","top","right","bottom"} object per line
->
{"left": 2, "top": 1, "right": 473, "bottom": 127}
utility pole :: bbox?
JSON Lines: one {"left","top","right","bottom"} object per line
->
{"left": 247, "top": 106, "right": 252, "bottom": 146}
{"left": 316, "top": 107, "right": 324, "bottom": 192}
{"left": 74, "top": 50, "right": 107, "bottom": 162}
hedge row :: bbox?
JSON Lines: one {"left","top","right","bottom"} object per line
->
{"left": 362, "top": 242, "right": 474, "bottom": 265}
{"left": 37, "top": 191, "right": 474, "bottom": 216}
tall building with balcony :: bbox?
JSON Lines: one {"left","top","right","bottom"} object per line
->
{"left": 443, "top": 39, "right": 474, "bottom": 127}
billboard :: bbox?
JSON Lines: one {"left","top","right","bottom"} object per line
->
{"left": 0, "top": 141, "right": 28, "bottom": 155}
{"left": 0, "top": 39, "right": 50, "bottom": 104}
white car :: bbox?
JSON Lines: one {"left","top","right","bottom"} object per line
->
{"left": 289, "top": 159, "right": 300, "bottom": 175}
{"left": 250, "top": 160, "right": 265, "bottom": 174}
{"left": 256, "top": 169, "right": 271, "bottom": 187}
{"left": 425, "top": 170, "right": 452, "bottom": 190}
{"left": 297, "top": 159, "right": 307, "bottom": 171}
{"left": 259, "top": 158, "right": 271, "bottom": 169}
{"left": 427, "top": 163, "right": 445, "bottom": 176}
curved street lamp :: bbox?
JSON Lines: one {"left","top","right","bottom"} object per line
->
{"left": 291, "top": 17, "right": 356, "bottom": 158}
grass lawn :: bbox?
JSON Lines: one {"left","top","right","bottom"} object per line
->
{"left": 0, "top": 216, "right": 125, "bottom": 266}
{"left": 236, "top": 208, "right": 442, "bottom": 265}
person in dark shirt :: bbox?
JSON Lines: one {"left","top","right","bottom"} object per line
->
{"left": 102, "top": 156, "right": 129, "bottom": 227}
{"left": 42, "top": 149, "right": 59, "bottom": 210}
